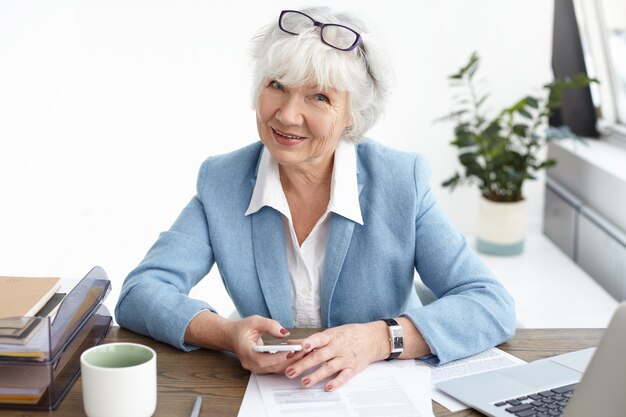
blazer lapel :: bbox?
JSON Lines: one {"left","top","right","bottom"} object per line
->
{"left": 320, "top": 214, "right": 355, "bottom": 327}
{"left": 251, "top": 206, "right": 294, "bottom": 327}
{"left": 320, "top": 150, "right": 365, "bottom": 326}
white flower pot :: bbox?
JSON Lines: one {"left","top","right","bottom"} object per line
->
{"left": 476, "top": 196, "right": 528, "bottom": 255}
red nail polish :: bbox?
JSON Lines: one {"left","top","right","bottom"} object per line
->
{"left": 286, "top": 368, "right": 295, "bottom": 377}
{"left": 302, "top": 378, "right": 311, "bottom": 386}
{"left": 280, "top": 328, "right": 289, "bottom": 335}
{"left": 326, "top": 384, "right": 334, "bottom": 392}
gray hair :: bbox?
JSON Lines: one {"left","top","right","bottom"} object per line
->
{"left": 250, "top": 7, "right": 393, "bottom": 143}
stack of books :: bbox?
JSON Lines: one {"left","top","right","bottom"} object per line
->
{"left": 0, "top": 268, "right": 112, "bottom": 410}
{"left": 0, "top": 277, "right": 64, "bottom": 346}
{"left": 0, "top": 276, "right": 65, "bottom": 405}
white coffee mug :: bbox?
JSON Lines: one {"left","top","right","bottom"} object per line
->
{"left": 80, "top": 342, "right": 157, "bottom": 417}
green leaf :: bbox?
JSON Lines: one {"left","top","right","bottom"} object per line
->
{"left": 487, "top": 138, "right": 508, "bottom": 156}
{"left": 476, "top": 93, "right": 490, "bottom": 108}
{"left": 459, "top": 151, "right": 476, "bottom": 163}
{"left": 537, "top": 159, "right": 557, "bottom": 169}
{"left": 544, "top": 73, "right": 598, "bottom": 109}
{"left": 454, "top": 122, "right": 473, "bottom": 136}
{"left": 448, "top": 52, "right": 480, "bottom": 80}
{"left": 526, "top": 96, "right": 539, "bottom": 109}
{"left": 465, "top": 165, "right": 485, "bottom": 179}
{"left": 482, "top": 121, "right": 501, "bottom": 138}
{"left": 451, "top": 133, "right": 476, "bottom": 147}
{"left": 505, "top": 97, "right": 528, "bottom": 114}
{"left": 442, "top": 173, "right": 461, "bottom": 189}
{"left": 518, "top": 108, "right": 532, "bottom": 119}
{"left": 433, "top": 110, "right": 468, "bottom": 123}
{"left": 512, "top": 124, "right": 528, "bottom": 137}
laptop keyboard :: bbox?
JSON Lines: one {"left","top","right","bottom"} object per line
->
{"left": 493, "top": 382, "right": 577, "bottom": 417}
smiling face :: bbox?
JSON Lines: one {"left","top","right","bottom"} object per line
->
{"left": 256, "top": 80, "right": 352, "bottom": 173}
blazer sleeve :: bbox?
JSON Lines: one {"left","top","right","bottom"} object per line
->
{"left": 402, "top": 155, "right": 516, "bottom": 365}
{"left": 115, "top": 159, "right": 216, "bottom": 351}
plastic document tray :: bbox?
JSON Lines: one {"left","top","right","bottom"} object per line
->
{"left": 0, "top": 266, "right": 112, "bottom": 410}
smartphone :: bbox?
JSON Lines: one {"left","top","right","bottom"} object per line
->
{"left": 252, "top": 343, "right": 303, "bottom": 353}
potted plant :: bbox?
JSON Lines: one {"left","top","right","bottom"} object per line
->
{"left": 440, "top": 52, "right": 596, "bottom": 255}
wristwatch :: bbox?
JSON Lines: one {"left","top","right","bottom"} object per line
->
{"left": 381, "top": 318, "right": 404, "bottom": 360}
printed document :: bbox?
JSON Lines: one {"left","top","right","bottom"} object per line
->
{"left": 238, "top": 360, "right": 434, "bottom": 417}
{"left": 415, "top": 347, "right": 525, "bottom": 412}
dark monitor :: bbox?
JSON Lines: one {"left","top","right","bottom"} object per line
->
{"left": 551, "top": 0, "right": 599, "bottom": 138}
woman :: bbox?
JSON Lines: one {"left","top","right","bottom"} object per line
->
{"left": 115, "top": 7, "right": 515, "bottom": 392}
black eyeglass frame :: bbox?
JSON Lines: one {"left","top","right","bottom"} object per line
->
{"left": 278, "top": 10, "right": 363, "bottom": 52}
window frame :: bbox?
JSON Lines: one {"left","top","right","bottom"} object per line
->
{"left": 573, "top": 0, "right": 626, "bottom": 143}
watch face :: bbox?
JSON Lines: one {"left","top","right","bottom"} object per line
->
{"left": 393, "top": 336, "right": 404, "bottom": 349}
{"left": 385, "top": 321, "right": 403, "bottom": 359}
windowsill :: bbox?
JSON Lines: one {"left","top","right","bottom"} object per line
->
{"left": 553, "top": 137, "right": 626, "bottom": 183}
{"left": 600, "top": 120, "right": 626, "bottom": 148}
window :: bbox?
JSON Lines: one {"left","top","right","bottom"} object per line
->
{"left": 574, "top": 0, "right": 626, "bottom": 137}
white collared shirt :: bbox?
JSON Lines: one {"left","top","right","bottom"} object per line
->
{"left": 245, "top": 141, "right": 363, "bottom": 327}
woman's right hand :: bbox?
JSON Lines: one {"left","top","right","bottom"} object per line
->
{"left": 185, "top": 311, "right": 298, "bottom": 374}
{"left": 229, "top": 315, "right": 297, "bottom": 374}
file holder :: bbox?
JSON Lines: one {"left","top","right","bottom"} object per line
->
{"left": 0, "top": 266, "right": 112, "bottom": 410}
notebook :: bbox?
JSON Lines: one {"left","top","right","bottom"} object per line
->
{"left": 0, "top": 317, "right": 43, "bottom": 345}
{"left": 437, "top": 303, "right": 626, "bottom": 417}
{"left": 0, "top": 277, "right": 61, "bottom": 318}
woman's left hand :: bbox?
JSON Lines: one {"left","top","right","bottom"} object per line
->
{"left": 284, "top": 322, "right": 388, "bottom": 392}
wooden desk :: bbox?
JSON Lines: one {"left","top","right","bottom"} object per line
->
{"left": 0, "top": 327, "right": 603, "bottom": 417}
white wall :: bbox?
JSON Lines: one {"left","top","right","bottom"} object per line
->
{"left": 0, "top": 0, "right": 554, "bottom": 318}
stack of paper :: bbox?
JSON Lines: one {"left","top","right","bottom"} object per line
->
{"left": 415, "top": 347, "right": 526, "bottom": 412}
{"left": 0, "top": 317, "right": 43, "bottom": 345}
{"left": 239, "top": 360, "right": 434, "bottom": 417}
{"left": 0, "top": 367, "right": 48, "bottom": 405}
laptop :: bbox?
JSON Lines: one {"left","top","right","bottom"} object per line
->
{"left": 437, "top": 302, "right": 626, "bottom": 417}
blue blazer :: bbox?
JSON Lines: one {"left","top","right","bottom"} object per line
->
{"left": 115, "top": 140, "right": 515, "bottom": 365}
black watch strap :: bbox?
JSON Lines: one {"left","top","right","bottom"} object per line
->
{"left": 381, "top": 318, "right": 404, "bottom": 361}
